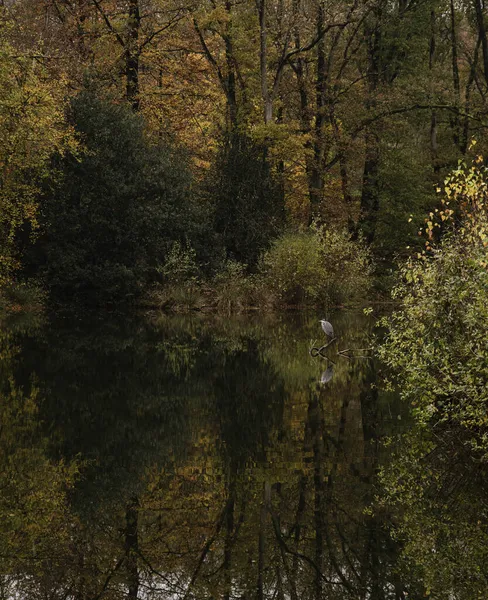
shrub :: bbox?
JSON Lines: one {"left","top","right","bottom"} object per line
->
{"left": 150, "top": 242, "right": 205, "bottom": 310}
{"left": 159, "top": 242, "right": 200, "bottom": 286}
{"left": 260, "top": 226, "right": 372, "bottom": 306}
{"left": 0, "top": 282, "right": 45, "bottom": 314}
{"left": 212, "top": 260, "right": 254, "bottom": 312}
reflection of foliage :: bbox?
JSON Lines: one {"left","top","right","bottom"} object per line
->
{"left": 213, "top": 338, "right": 284, "bottom": 468}
{"left": 0, "top": 383, "right": 77, "bottom": 557}
{"left": 136, "top": 311, "right": 408, "bottom": 598}
{"left": 0, "top": 310, "right": 412, "bottom": 598}
{"left": 379, "top": 425, "right": 488, "bottom": 598}
{"left": 15, "top": 313, "right": 193, "bottom": 510}
{"left": 0, "top": 327, "right": 79, "bottom": 596}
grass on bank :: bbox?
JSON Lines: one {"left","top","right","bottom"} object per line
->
{"left": 0, "top": 283, "right": 45, "bottom": 316}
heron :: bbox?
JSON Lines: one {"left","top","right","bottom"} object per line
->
{"left": 319, "top": 319, "right": 334, "bottom": 339}
{"left": 309, "top": 319, "right": 336, "bottom": 357}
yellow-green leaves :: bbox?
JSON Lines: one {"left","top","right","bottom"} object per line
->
{"left": 0, "top": 34, "right": 75, "bottom": 285}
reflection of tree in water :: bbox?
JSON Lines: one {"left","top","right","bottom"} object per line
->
{"left": 247, "top": 360, "right": 415, "bottom": 600}
{"left": 140, "top": 315, "right": 416, "bottom": 600}
{"left": 213, "top": 338, "right": 284, "bottom": 469}
{"left": 16, "top": 313, "right": 192, "bottom": 508}
{"left": 380, "top": 420, "right": 488, "bottom": 599}
{"left": 0, "top": 314, "right": 184, "bottom": 598}
{"left": 0, "top": 311, "right": 435, "bottom": 599}
{"left": 0, "top": 316, "right": 80, "bottom": 600}
{"left": 212, "top": 339, "right": 285, "bottom": 600}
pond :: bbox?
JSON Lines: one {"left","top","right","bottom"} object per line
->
{"left": 0, "top": 309, "right": 475, "bottom": 599}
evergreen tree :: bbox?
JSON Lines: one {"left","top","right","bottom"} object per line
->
{"left": 210, "top": 133, "right": 284, "bottom": 268}
{"left": 36, "top": 91, "right": 194, "bottom": 304}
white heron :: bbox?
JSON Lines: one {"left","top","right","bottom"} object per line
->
{"left": 319, "top": 319, "right": 334, "bottom": 339}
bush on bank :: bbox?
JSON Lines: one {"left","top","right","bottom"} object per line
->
{"left": 260, "top": 226, "right": 372, "bottom": 307}
{"left": 379, "top": 158, "right": 488, "bottom": 454}
{"left": 151, "top": 226, "right": 372, "bottom": 311}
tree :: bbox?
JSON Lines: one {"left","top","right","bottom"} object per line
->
{"left": 0, "top": 32, "right": 73, "bottom": 286}
{"left": 379, "top": 157, "right": 488, "bottom": 454}
{"left": 209, "top": 132, "right": 284, "bottom": 268}
{"left": 36, "top": 90, "right": 194, "bottom": 304}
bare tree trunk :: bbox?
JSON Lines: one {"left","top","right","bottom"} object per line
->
{"left": 75, "top": 0, "right": 91, "bottom": 59}
{"left": 331, "top": 113, "right": 354, "bottom": 231}
{"left": 309, "top": 2, "right": 328, "bottom": 219}
{"left": 357, "top": 130, "right": 380, "bottom": 244}
{"left": 292, "top": 0, "right": 315, "bottom": 220}
{"left": 462, "top": 36, "right": 482, "bottom": 153}
{"left": 450, "top": 0, "right": 461, "bottom": 148}
{"left": 193, "top": 9, "right": 239, "bottom": 131}
{"left": 356, "top": 12, "right": 381, "bottom": 243}
{"left": 259, "top": 0, "right": 273, "bottom": 124}
{"left": 429, "top": 9, "right": 439, "bottom": 173}
{"left": 125, "top": 497, "right": 139, "bottom": 599}
{"left": 126, "top": 0, "right": 141, "bottom": 111}
{"left": 224, "top": 3, "right": 238, "bottom": 129}
{"left": 473, "top": 0, "right": 488, "bottom": 87}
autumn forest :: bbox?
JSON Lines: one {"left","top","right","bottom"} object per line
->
{"left": 1, "top": 1, "right": 488, "bottom": 599}
{"left": 1, "top": 0, "right": 488, "bottom": 306}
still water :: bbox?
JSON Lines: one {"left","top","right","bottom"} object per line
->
{"left": 0, "top": 310, "right": 483, "bottom": 599}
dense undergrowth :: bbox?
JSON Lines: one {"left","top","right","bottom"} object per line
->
{"left": 147, "top": 227, "right": 372, "bottom": 312}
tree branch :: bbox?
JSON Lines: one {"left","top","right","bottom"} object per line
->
{"left": 323, "top": 103, "right": 488, "bottom": 173}
{"left": 269, "top": 507, "right": 346, "bottom": 586}
{"left": 90, "top": 0, "right": 126, "bottom": 48}
{"left": 139, "top": 13, "right": 186, "bottom": 52}
{"left": 193, "top": 18, "right": 226, "bottom": 92}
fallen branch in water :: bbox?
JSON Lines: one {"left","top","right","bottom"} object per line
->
{"left": 309, "top": 337, "right": 337, "bottom": 357}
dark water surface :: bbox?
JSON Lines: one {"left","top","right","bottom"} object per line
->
{"left": 0, "top": 310, "right": 456, "bottom": 599}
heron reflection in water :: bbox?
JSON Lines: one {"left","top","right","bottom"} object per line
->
{"left": 320, "top": 366, "right": 334, "bottom": 384}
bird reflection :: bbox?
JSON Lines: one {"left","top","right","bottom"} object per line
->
{"left": 320, "top": 366, "right": 334, "bottom": 384}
